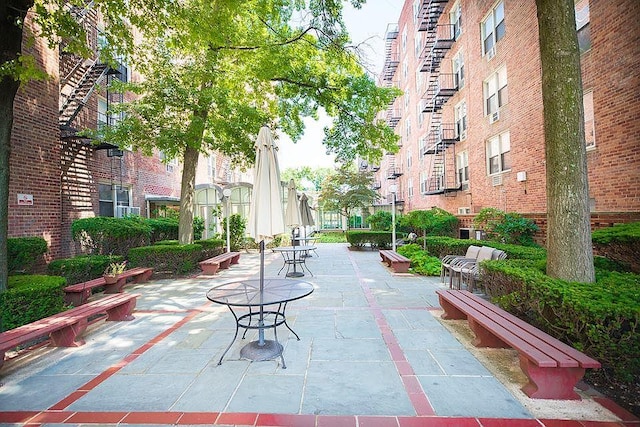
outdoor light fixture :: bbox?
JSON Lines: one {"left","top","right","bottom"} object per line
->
{"left": 389, "top": 184, "right": 397, "bottom": 252}
{"left": 223, "top": 188, "right": 232, "bottom": 253}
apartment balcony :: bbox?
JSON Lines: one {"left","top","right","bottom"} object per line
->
{"left": 417, "top": 0, "right": 448, "bottom": 33}
{"left": 422, "top": 73, "right": 458, "bottom": 112}
{"left": 422, "top": 123, "right": 458, "bottom": 155}
{"left": 372, "top": 181, "right": 382, "bottom": 190}
{"left": 386, "top": 107, "right": 401, "bottom": 128}
{"left": 387, "top": 167, "right": 403, "bottom": 179}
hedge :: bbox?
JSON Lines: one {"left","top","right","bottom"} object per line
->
{"left": 481, "top": 259, "right": 640, "bottom": 381}
{"left": 47, "top": 254, "right": 125, "bottom": 285}
{"left": 8, "top": 237, "right": 48, "bottom": 274}
{"left": 345, "top": 231, "right": 394, "bottom": 248}
{"left": 72, "top": 217, "right": 152, "bottom": 256}
{"left": 421, "top": 236, "right": 547, "bottom": 260}
{"left": 592, "top": 222, "right": 640, "bottom": 273}
{"left": 1, "top": 275, "right": 67, "bottom": 331}
{"left": 127, "top": 244, "right": 204, "bottom": 274}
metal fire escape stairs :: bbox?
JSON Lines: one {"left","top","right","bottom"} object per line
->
{"left": 382, "top": 23, "right": 401, "bottom": 129}
{"left": 418, "top": 0, "right": 460, "bottom": 195}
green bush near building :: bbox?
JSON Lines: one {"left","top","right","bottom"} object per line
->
{"left": 127, "top": 244, "right": 205, "bottom": 274}
{"left": 0, "top": 275, "right": 67, "bottom": 331}
{"left": 592, "top": 221, "right": 640, "bottom": 273}
{"left": 8, "top": 237, "right": 48, "bottom": 274}
{"left": 345, "top": 230, "right": 394, "bottom": 248}
{"left": 47, "top": 254, "right": 125, "bottom": 285}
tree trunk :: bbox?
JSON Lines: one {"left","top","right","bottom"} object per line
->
{"left": 0, "top": 1, "right": 32, "bottom": 293}
{"left": 536, "top": 0, "right": 595, "bottom": 282}
{"left": 178, "top": 144, "right": 199, "bottom": 244}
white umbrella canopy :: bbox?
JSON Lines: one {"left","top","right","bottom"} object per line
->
{"left": 284, "top": 179, "right": 302, "bottom": 230}
{"left": 299, "top": 193, "right": 315, "bottom": 228}
{"left": 247, "top": 126, "right": 285, "bottom": 244}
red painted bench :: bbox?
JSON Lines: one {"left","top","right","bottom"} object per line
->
{"left": 436, "top": 289, "right": 600, "bottom": 400}
{"left": 379, "top": 250, "right": 411, "bottom": 273}
{"left": 199, "top": 251, "right": 240, "bottom": 275}
{"left": 64, "top": 267, "right": 153, "bottom": 306}
{"left": 0, "top": 293, "right": 139, "bottom": 370}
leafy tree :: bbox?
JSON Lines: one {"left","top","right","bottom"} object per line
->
{"left": 319, "top": 163, "right": 379, "bottom": 228}
{"left": 536, "top": 0, "right": 595, "bottom": 282}
{"left": 401, "top": 208, "right": 458, "bottom": 238}
{"left": 366, "top": 210, "right": 392, "bottom": 231}
{"left": 282, "top": 167, "right": 332, "bottom": 192}
{"left": 100, "top": 1, "right": 400, "bottom": 245}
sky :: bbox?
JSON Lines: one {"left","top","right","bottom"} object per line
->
{"left": 277, "top": 0, "right": 403, "bottom": 171}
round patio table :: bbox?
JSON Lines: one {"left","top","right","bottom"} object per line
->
{"left": 206, "top": 278, "right": 314, "bottom": 368}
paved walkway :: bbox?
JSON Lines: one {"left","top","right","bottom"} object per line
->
{"left": 0, "top": 243, "right": 637, "bottom": 426}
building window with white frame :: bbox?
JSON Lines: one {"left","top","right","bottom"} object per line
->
{"left": 207, "top": 154, "right": 216, "bottom": 182}
{"left": 486, "top": 132, "right": 511, "bottom": 175}
{"left": 450, "top": 1, "right": 462, "bottom": 39}
{"left": 407, "top": 148, "right": 412, "bottom": 169}
{"left": 583, "top": 90, "right": 595, "bottom": 149}
{"left": 453, "top": 50, "right": 465, "bottom": 88}
{"left": 404, "top": 91, "right": 410, "bottom": 111}
{"left": 99, "top": 183, "right": 131, "bottom": 217}
{"left": 413, "top": 0, "right": 420, "bottom": 22}
{"left": 418, "top": 136, "right": 426, "bottom": 158}
{"left": 159, "top": 150, "right": 178, "bottom": 173}
{"left": 405, "top": 118, "right": 411, "bottom": 139}
{"left": 420, "top": 171, "right": 428, "bottom": 194}
{"left": 408, "top": 178, "right": 414, "bottom": 198}
{"left": 481, "top": 1, "right": 505, "bottom": 56}
{"left": 403, "top": 58, "right": 408, "bottom": 81}
{"left": 418, "top": 109, "right": 424, "bottom": 127}
{"left": 454, "top": 101, "right": 467, "bottom": 139}
{"left": 457, "top": 151, "right": 469, "bottom": 190}
{"left": 575, "top": 0, "right": 591, "bottom": 54}
{"left": 402, "top": 26, "right": 408, "bottom": 52}
{"left": 484, "top": 67, "right": 508, "bottom": 116}
{"left": 415, "top": 32, "right": 422, "bottom": 58}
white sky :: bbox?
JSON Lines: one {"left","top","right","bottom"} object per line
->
{"left": 277, "top": 0, "right": 402, "bottom": 171}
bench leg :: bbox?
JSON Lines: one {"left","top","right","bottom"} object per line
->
{"left": 104, "top": 277, "right": 127, "bottom": 294}
{"left": 393, "top": 262, "right": 410, "bottom": 273}
{"left": 50, "top": 319, "right": 88, "bottom": 347}
{"left": 468, "top": 318, "right": 510, "bottom": 348}
{"left": 438, "top": 296, "right": 467, "bottom": 320}
{"left": 231, "top": 254, "right": 240, "bottom": 264}
{"left": 65, "top": 290, "right": 90, "bottom": 306}
{"left": 220, "top": 259, "right": 232, "bottom": 269}
{"left": 519, "top": 355, "right": 584, "bottom": 400}
{"left": 134, "top": 270, "right": 153, "bottom": 283}
{"left": 200, "top": 263, "right": 220, "bottom": 275}
{"left": 105, "top": 299, "right": 137, "bottom": 321}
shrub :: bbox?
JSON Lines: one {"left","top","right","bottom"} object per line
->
{"left": 146, "top": 217, "right": 179, "bottom": 243}
{"left": 222, "top": 214, "right": 247, "bottom": 251}
{"left": 366, "top": 211, "right": 393, "bottom": 231}
{"left": 400, "top": 208, "right": 459, "bottom": 237}
{"left": 72, "top": 217, "right": 152, "bottom": 256}
{"left": 422, "top": 236, "right": 547, "bottom": 260}
{"left": 314, "top": 232, "right": 347, "bottom": 243}
{"left": 1, "top": 275, "right": 67, "bottom": 331}
{"left": 592, "top": 222, "right": 640, "bottom": 273}
{"left": 397, "top": 244, "right": 441, "bottom": 276}
{"left": 481, "top": 259, "right": 640, "bottom": 381}
{"left": 473, "top": 208, "right": 539, "bottom": 245}
{"left": 128, "top": 244, "right": 203, "bottom": 274}
{"left": 345, "top": 231, "right": 392, "bottom": 248}
{"left": 47, "top": 254, "right": 125, "bottom": 285}
{"left": 193, "top": 216, "right": 205, "bottom": 241}
{"left": 7, "top": 237, "right": 48, "bottom": 274}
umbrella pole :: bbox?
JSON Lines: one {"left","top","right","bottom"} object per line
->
{"left": 259, "top": 239, "right": 265, "bottom": 346}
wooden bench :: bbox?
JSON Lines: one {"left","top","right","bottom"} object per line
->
{"left": 379, "top": 250, "right": 411, "bottom": 273}
{"left": 0, "top": 293, "right": 139, "bottom": 370}
{"left": 199, "top": 251, "right": 241, "bottom": 275}
{"left": 64, "top": 267, "right": 153, "bottom": 306}
{"left": 436, "top": 289, "right": 601, "bottom": 400}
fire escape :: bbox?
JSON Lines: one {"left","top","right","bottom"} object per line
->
{"left": 418, "top": 0, "right": 460, "bottom": 195}
{"left": 381, "top": 23, "right": 401, "bottom": 128}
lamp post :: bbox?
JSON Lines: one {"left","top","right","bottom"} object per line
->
{"left": 222, "top": 188, "right": 232, "bottom": 253}
{"left": 389, "top": 184, "right": 397, "bottom": 252}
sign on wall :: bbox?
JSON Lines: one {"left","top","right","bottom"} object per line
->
{"left": 17, "top": 193, "right": 34, "bottom": 206}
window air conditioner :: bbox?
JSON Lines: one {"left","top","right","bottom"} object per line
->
{"left": 486, "top": 46, "right": 496, "bottom": 60}
{"left": 491, "top": 174, "right": 503, "bottom": 186}
{"left": 460, "top": 130, "right": 467, "bottom": 140}
{"left": 489, "top": 110, "right": 500, "bottom": 124}
{"left": 115, "top": 206, "right": 141, "bottom": 218}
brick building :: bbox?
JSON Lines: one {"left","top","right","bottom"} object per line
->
{"left": 372, "top": 0, "right": 640, "bottom": 239}
{"left": 9, "top": 8, "right": 184, "bottom": 260}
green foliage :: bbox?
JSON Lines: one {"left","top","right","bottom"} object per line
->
{"left": 400, "top": 208, "right": 458, "bottom": 237}
{"left": 72, "top": 217, "right": 152, "bottom": 256}
{"left": 481, "top": 259, "right": 640, "bottom": 381}
{"left": 314, "top": 232, "right": 347, "bottom": 243}
{"left": 397, "top": 244, "right": 442, "bottom": 276}
{"left": 422, "top": 236, "right": 547, "bottom": 261}
{"left": 7, "top": 237, "right": 48, "bottom": 274}
{"left": 345, "top": 231, "right": 391, "bottom": 248}
{"left": 592, "top": 222, "right": 640, "bottom": 273}
{"left": 319, "top": 164, "right": 380, "bottom": 224}
{"left": 222, "top": 214, "right": 247, "bottom": 252}
{"left": 127, "top": 244, "right": 204, "bottom": 274}
{"left": 154, "top": 240, "right": 179, "bottom": 245}
{"left": 366, "top": 211, "right": 392, "bottom": 231}
{"left": 473, "top": 208, "right": 539, "bottom": 245}
{"left": 47, "top": 255, "right": 125, "bottom": 285}
{"left": 282, "top": 167, "right": 331, "bottom": 192}
{"left": 1, "top": 275, "right": 67, "bottom": 331}
{"left": 146, "top": 217, "right": 179, "bottom": 243}
{"left": 193, "top": 216, "right": 205, "bottom": 241}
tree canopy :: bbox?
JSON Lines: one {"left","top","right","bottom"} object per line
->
{"left": 319, "top": 163, "right": 379, "bottom": 224}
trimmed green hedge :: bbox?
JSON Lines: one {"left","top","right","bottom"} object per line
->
{"left": 592, "top": 222, "right": 640, "bottom": 273}
{"left": 345, "top": 231, "right": 394, "bottom": 248}
{"left": 8, "top": 237, "right": 48, "bottom": 274}
{"left": 397, "top": 244, "right": 441, "bottom": 275}
{"left": 72, "top": 217, "right": 152, "bottom": 256}
{"left": 47, "top": 254, "right": 124, "bottom": 285}
{"left": 128, "top": 244, "right": 203, "bottom": 274}
{"left": 1, "top": 275, "right": 67, "bottom": 331}
{"left": 481, "top": 259, "right": 640, "bottom": 381}
{"left": 422, "top": 236, "right": 546, "bottom": 260}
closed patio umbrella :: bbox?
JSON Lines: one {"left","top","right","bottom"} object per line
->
{"left": 284, "top": 179, "right": 301, "bottom": 244}
{"left": 299, "top": 193, "right": 315, "bottom": 229}
{"left": 245, "top": 125, "right": 285, "bottom": 359}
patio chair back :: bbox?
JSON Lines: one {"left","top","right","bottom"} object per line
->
{"left": 491, "top": 249, "right": 508, "bottom": 260}
{"left": 476, "top": 246, "right": 496, "bottom": 262}
{"left": 465, "top": 245, "right": 481, "bottom": 259}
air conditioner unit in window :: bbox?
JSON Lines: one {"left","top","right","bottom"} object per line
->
{"left": 489, "top": 110, "right": 500, "bottom": 124}
{"left": 115, "top": 206, "right": 141, "bottom": 218}
{"left": 491, "top": 174, "right": 503, "bottom": 186}
{"left": 460, "top": 130, "right": 467, "bottom": 140}
{"left": 486, "top": 46, "right": 496, "bottom": 60}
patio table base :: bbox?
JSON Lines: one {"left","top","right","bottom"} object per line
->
{"left": 240, "top": 340, "right": 283, "bottom": 362}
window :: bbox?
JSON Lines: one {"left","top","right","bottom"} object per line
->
{"left": 407, "top": 149, "right": 412, "bottom": 169}
{"left": 413, "top": 0, "right": 421, "bottom": 22}
{"left": 408, "top": 178, "right": 414, "bottom": 198}
{"left": 453, "top": 51, "right": 465, "bottom": 88}
{"left": 484, "top": 67, "right": 508, "bottom": 115}
{"left": 418, "top": 136, "right": 426, "bottom": 159}
{"left": 418, "top": 109, "right": 424, "bottom": 127}
{"left": 486, "top": 132, "right": 511, "bottom": 175}
{"left": 403, "top": 58, "right": 409, "bottom": 80}
{"left": 159, "top": 151, "right": 178, "bottom": 173}
{"left": 405, "top": 118, "right": 412, "bottom": 139}
{"left": 99, "top": 183, "right": 130, "bottom": 217}
{"left": 98, "top": 98, "right": 108, "bottom": 129}
{"left": 207, "top": 154, "right": 216, "bottom": 182}
{"left": 416, "top": 69, "right": 424, "bottom": 92}
{"left": 583, "top": 90, "right": 595, "bottom": 149}
{"left": 420, "top": 171, "right": 428, "bottom": 194}
{"left": 575, "top": 0, "right": 591, "bottom": 53}
{"left": 454, "top": 101, "right": 467, "bottom": 139}
{"left": 481, "top": 1, "right": 505, "bottom": 55}
{"left": 404, "top": 91, "right": 410, "bottom": 111}
{"left": 415, "top": 32, "right": 422, "bottom": 58}
{"left": 457, "top": 151, "right": 469, "bottom": 190}
{"left": 450, "top": 1, "right": 462, "bottom": 39}
{"left": 402, "top": 26, "right": 408, "bottom": 52}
